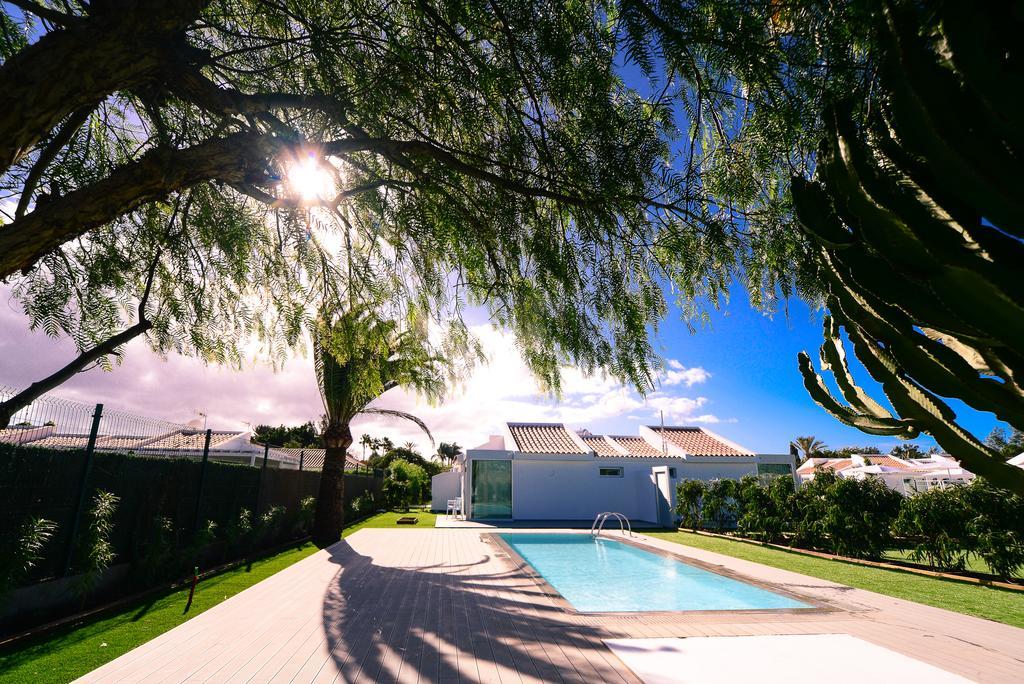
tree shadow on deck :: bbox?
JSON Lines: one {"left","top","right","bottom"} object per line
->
{"left": 320, "top": 539, "right": 639, "bottom": 683}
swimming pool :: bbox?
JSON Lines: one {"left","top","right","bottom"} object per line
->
{"left": 498, "top": 533, "right": 811, "bottom": 613}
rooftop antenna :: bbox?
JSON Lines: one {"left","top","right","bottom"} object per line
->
{"left": 660, "top": 410, "right": 667, "bottom": 454}
{"left": 194, "top": 408, "right": 208, "bottom": 432}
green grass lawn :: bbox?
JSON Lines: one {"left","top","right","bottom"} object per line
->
{"left": 0, "top": 508, "right": 436, "bottom": 684}
{"left": 646, "top": 530, "right": 1024, "bottom": 629}
{"left": 343, "top": 507, "right": 438, "bottom": 535}
{"left": 881, "top": 548, "right": 1020, "bottom": 579}
{"left": 0, "top": 542, "right": 319, "bottom": 684}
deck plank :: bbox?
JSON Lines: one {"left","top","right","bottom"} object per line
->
{"left": 75, "top": 528, "right": 1024, "bottom": 684}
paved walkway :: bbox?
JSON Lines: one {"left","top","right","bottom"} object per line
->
{"left": 77, "top": 529, "right": 1024, "bottom": 683}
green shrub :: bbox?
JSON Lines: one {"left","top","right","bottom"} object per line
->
{"left": 821, "top": 477, "right": 901, "bottom": 559}
{"left": 383, "top": 459, "right": 428, "bottom": 511}
{"left": 257, "top": 506, "right": 288, "bottom": 545}
{"left": 701, "top": 479, "right": 738, "bottom": 531}
{"left": 960, "top": 480, "right": 1024, "bottom": 579}
{"left": 297, "top": 496, "right": 316, "bottom": 534}
{"left": 74, "top": 490, "right": 119, "bottom": 601}
{"left": 134, "top": 516, "right": 176, "bottom": 586}
{"left": 0, "top": 516, "right": 57, "bottom": 603}
{"left": 893, "top": 485, "right": 971, "bottom": 571}
{"left": 224, "top": 508, "right": 254, "bottom": 555}
{"left": 675, "top": 480, "right": 707, "bottom": 530}
{"left": 737, "top": 475, "right": 794, "bottom": 542}
{"left": 352, "top": 491, "right": 376, "bottom": 518}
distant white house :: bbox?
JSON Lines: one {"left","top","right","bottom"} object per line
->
{"left": 431, "top": 422, "right": 794, "bottom": 524}
{"left": 796, "top": 453, "right": 975, "bottom": 494}
{"left": 0, "top": 424, "right": 366, "bottom": 471}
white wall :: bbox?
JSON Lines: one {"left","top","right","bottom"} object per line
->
{"left": 676, "top": 460, "right": 757, "bottom": 481}
{"left": 512, "top": 458, "right": 663, "bottom": 521}
{"left": 430, "top": 470, "right": 461, "bottom": 512}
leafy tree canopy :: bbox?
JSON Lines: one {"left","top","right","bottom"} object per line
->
{"left": 985, "top": 427, "right": 1024, "bottom": 461}
{"left": 0, "top": 0, "right": 879, "bottom": 415}
{"left": 252, "top": 422, "right": 320, "bottom": 448}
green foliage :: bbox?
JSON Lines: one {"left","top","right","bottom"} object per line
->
{"left": 792, "top": 436, "right": 826, "bottom": 460}
{"left": 701, "top": 479, "right": 738, "bottom": 531}
{"left": 0, "top": 517, "right": 57, "bottom": 604}
{"left": 382, "top": 459, "right": 429, "bottom": 511}
{"left": 352, "top": 491, "right": 377, "bottom": 518}
{"left": 297, "top": 496, "right": 316, "bottom": 535}
{"left": 894, "top": 486, "right": 972, "bottom": 572}
{"left": 253, "top": 423, "right": 320, "bottom": 448}
{"left": 224, "top": 508, "right": 254, "bottom": 556}
{"left": 674, "top": 479, "right": 707, "bottom": 530}
{"left": 737, "top": 475, "right": 794, "bottom": 543}
{"left": 890, "top": 444, "right": 927, "bottom": 460}
{"left": 257, "top": 506, "right": 288, "bottom": 546}
{"left": 894, "top": 481, "right": 1024, "bottom": 579}
{"left": 961, "top": 482, "right": 1024, "bottom": 579}
{"left": 368, "top": 446, "right": 444, "bottom": 478}
{"left": 74, "top": 490, "right": 119, "bottom": 601}
{"left": 134, "top": 516, "right": 176, "bottom": 587}
{"left": 984, "top": 427, "right": 1024, "bottom": 461}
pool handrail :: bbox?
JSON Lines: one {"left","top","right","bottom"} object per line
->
{"left": 591, "top": 511, "right": 633, "bottom": 538}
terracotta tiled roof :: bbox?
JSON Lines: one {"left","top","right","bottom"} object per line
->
{"left": 607, "top": 435, "right": 665, "bottom": 457}
{"left": 269, "top": 448, "right": 364, "bottom": 471}
{"left": 647, "top": 426, "right": 751, "bottom": 457}
{"left": 24, "top": 434, "right": 95, "bottom": 449}
{"left": 142, "top": 430, "right": 239, "bottom": 450}
{"left": 508, "top": 423, "right": 585, "bottom": 454}
{"left": 855, "top": 456, "right": 914, "bottom": 471}
{"left": 580, "top": 434, "right": 623, "bottom": 456}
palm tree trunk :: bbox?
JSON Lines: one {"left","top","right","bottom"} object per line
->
{"left": 312, "top": 421, "right": 353, "bottom": 546}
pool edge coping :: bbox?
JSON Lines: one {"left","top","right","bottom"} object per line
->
{"left": 485, "top": 531, "right": 845, "bottom": 618}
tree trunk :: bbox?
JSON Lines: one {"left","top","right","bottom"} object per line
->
{"left": 312, "top": 422, "right": 353, "bottom": 547}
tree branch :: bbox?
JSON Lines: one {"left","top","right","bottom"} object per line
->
{"left": 0, "top": 319, "right": 154, "bottom": 429}
{"left": 15, "top": 104, "right": 95, "bottom": 219}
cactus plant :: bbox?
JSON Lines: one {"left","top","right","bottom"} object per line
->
{"left": 795, "top": 1, "right": 1024, "bottom": 492}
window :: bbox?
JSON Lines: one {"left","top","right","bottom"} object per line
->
{"left": 599, "top": 467, "right": 623, "bottom": 478}
{"left": 757, "top": 463, "right": 792, "bottom": 476}
{"left": 669, "top": 467, "right": 677, "bottom": 478}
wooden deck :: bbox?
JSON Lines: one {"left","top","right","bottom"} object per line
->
{"left": 77, "top": 529, "right": 1024, "bottom": 683}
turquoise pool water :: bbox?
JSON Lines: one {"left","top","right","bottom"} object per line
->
{"left": 499, "top": 533, "right": 811, "bottom": 613}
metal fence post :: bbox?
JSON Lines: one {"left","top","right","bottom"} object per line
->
{"left": 253, "top": 443, "right": 269, "bottom": 515}
{"left": 192, "top": 429, "right": 212, "bottom": 532}
{"left": 64, "top": 403, "right": 102, "bottom": 575}
{"left": 299, "top": 449, "right": 304, "bottom": 471}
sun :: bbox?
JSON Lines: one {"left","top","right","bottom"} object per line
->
{"left": 287, "top": 152, "right": 335, "bottom": 204}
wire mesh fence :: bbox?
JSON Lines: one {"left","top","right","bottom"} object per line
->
{"left": 0, "top": 385, "right": 383, "bottom": 601}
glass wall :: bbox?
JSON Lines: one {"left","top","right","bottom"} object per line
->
{"left": 471, "top": 459, "right": 512, "bottom": 519}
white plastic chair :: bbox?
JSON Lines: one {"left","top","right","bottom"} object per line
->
{"left": 446, "top": 497, "right": 463, "bottom": 519}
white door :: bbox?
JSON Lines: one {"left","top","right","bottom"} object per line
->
{"left": 652, "top": 466, "right": 672, "bottom": 527}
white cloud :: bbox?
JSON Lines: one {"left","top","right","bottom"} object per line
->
{"left": 661, "top": 359, "right": 711, "bottom": 387}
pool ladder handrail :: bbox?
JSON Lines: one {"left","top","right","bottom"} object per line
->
{"left": 591, "top": 511, "right": 632, "bottom": 538}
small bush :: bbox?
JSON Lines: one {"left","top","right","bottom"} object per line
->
{"left": 675, "top": 480, "right": 707, "bottom": 530}
{"left": 74, "top": 490, "right": 119, "bottom": 601}
{"left": 893, "top": 485, "right": 971, "bottom": 571}
{"left": 0, "top": 517, "right": 57, "bottom": 603}
{"left": 960, "top": 480, "right": 1024, "bottom": 578}
{"left": 257, "top": 506, "right": 288, "bottom": 545}
{"left": 701, "top": 479, "right": 738, "bottom": 531}
{"left": 224, "top": 508, "right": 254, "bottom": 555}
{"left": 352, "top": 491, "right": 376, "bottom": 518}
{"left": 134, "top": 516, "right": 176, "bottom": 586}
{"left": 297, "top": 496, "right": 316, "bottom": 534}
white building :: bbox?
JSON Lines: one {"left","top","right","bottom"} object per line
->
{"left": 431, "top": 422, "right": 792, "bottom": 524}
{"left": 796, "top": 453, "right": 975, "bottom": 494}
